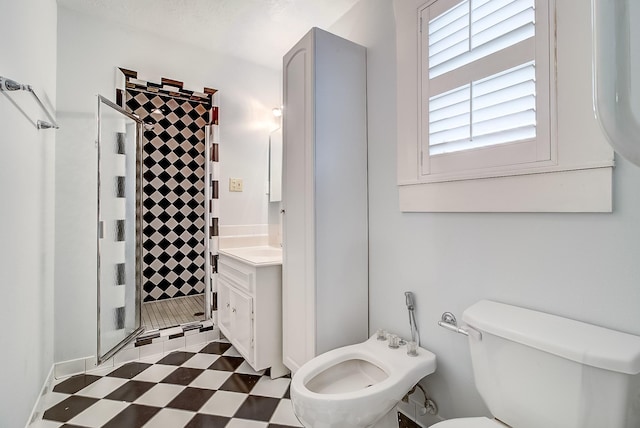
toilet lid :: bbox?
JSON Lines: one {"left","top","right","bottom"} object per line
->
{"left": 431, "top": 417, "right": 506, "bottom": 427}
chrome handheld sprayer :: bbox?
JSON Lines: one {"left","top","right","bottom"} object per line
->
{"left": 405, "top": 291, "right": 420, "bottom": 349}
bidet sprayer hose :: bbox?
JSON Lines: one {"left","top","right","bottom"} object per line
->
{"left": 405, "top": 292, "right": 420, "bottom": 348}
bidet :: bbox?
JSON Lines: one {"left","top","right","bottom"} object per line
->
{"left": 290, "top": 334, "right": 437, "bottom": 428}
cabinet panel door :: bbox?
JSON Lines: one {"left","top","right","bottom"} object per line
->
{"left": 218, "top": 277, "right": 232, "bottom": 337}
{"left": 231, "top": 288, "right": 253, "bottom": 364}
{"left": 282, "top": 35, "right": 315, "bottom": 373}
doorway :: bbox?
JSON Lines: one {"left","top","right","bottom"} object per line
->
{"left": 117, "top": 70, "right": 219, "bottom": 332}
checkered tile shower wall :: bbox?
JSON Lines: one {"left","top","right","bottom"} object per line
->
{"left": 126, "top": 90, "right": 209, "bottom": 302}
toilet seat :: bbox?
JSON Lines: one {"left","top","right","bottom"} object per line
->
{"left": 431, "top": 417, "right": 506, "bottom": 427}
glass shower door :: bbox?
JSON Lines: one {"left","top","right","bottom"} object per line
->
{"left": 97, "top": 95, "right": 144, "bottom": 363}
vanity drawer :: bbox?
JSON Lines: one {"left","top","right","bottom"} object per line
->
{"left": 218, "top": 255, "right": 255, "bottom": 294}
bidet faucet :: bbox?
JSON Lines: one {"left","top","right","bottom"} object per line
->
{"left": 405, "top": 292, "right": 420, "bottom": 349}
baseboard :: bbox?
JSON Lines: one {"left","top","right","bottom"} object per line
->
{"left": 25, "top": 364, "right": 55, "bottom": 428}
{"left": 52, "top": 323, "right": 220, "bottom": 380}
{"left": 27, "top": 325, "right": 221, "bottom": 427}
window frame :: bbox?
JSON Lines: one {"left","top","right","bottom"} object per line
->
{"left": 394, "top": 0, "right": 614, "bottom": 212}
{"left": 419, "top": 0, "right": 556, "bottom": 182}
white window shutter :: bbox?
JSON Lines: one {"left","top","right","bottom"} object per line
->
{"left": 426, "top": 0, "right": 538, "bottom": 156}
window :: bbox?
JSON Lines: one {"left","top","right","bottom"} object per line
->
{"left": 394, "top": 0, "right": 614, "bottom": 212}
{"left": 420, "top": 0, "right": 553, "bottom": 179}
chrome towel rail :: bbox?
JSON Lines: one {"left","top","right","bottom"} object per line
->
{"left": 438, "top": 312, "right": 482, "bottom": 340}
{"left": 0, "top": 76, "right": 59, "bottom": 130}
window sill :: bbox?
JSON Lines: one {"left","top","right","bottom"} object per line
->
{"left": 398, "top": 166, "right": 613, "bottom": 212}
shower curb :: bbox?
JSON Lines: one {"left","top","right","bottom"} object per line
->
{"left": 52, "top": 322, "right": 219, "bottom": 380}
{"left": 134, "top": 319, "right": 215, "bottom": 346}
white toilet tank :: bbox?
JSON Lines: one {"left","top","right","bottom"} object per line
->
{"left": 462, "top": 301, "right": 640, "bottom": 428}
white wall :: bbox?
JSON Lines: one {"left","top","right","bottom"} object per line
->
{"left": 55, "top": 6, "right": 279, "bottom": 362}
{"left": 0, "top": 0, "right": 57, "bottom": 425}
{"left": 330, "top": 0, "right": 640, "bottom": 424}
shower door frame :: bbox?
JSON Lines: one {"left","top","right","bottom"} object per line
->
{"left": 96, "top": 94, "right": 145, "bottom": 364}
{"left": 124, "top": 87, "right": 212, "bottom": 327}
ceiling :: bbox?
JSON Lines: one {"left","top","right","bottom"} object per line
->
{"left": 57, "top": 0, "right": 361, "bottom": 70}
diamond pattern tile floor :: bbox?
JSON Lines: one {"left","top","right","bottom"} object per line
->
{"left": 38, "top": 340, "right": 303, "bottom": 428}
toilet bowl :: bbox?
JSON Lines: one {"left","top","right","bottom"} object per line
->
{"left": 290, "top": 334, "right": 436, "bottom": 428}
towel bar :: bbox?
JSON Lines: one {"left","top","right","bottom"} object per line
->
{"left": 1, "top": 76, "right": 59, "bottom": 130}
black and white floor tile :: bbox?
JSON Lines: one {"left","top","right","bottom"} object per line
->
{"left": 36, "top": 340, "right": 302, "bottom": 428}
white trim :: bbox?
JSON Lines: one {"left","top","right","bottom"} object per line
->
{"left": 399, "top": 159, "right": 614, "bottom": 185}
{"left": 420, "top": 0, "right": 555, "bottom": 179}
{"left": 399, "top": 166, "right": 612, "bottom": 212}
{"left": 51, "top": 325, "right": 220, "bottom": 379}
{"left": 394, "top": 0, "right": 613, "bottom": 212}
{"left": 55, "top": 357, "right": 89, "bottom": 379}
{"left": 25, "top": 365, "right": 55, "bottom": 428}
{"left": 427, "top": 39, "right": 536, "bottom": 97}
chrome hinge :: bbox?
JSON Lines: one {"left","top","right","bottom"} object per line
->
{"left": 420, "top": 16, "right": 423, "bottom": 33}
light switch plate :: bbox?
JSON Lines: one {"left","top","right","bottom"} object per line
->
{"left": 229, "top": 178, "right": 243, "bottom": 192}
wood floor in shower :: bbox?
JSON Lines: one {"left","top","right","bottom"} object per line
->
{"left": 142, "top": 294, "right": 205, "bottom": 330}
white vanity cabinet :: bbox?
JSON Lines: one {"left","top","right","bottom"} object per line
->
{"left": 217, "top": 248, "right": 286, "bottom": 377}
{"left": 282, "top": 28, "right": 369, "bottom": 373}
{"left": 218, "top": 280, "right": 253, "bottom": 359}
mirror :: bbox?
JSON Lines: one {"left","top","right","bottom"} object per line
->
{"left": 269, "top": 127, "right": 283, "bottom": 202}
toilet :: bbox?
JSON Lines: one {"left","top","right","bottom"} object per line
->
{"left": 290, "top": 334, "right": 436, "bottom": 428}
{"left": 433, "top": 300, "right": 640, "bottom": 428}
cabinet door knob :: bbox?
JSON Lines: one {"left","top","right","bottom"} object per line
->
{"left": 226, "top": 303, "right": 230, "bottom": 308}
{"left": 232, "top": 308, "right": 236, "bottom": 313}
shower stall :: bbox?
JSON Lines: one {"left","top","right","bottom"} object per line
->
{"left": 96, "top": 70, "right": 219, "bottom": 361}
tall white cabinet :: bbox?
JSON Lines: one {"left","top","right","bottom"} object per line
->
{"left": 282, "top": 28, "right": 369, "bottom": 373}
